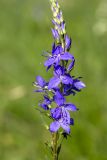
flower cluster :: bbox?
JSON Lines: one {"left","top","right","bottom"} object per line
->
{"left": 34, "top": 0, "right": 85, "bottom": 135}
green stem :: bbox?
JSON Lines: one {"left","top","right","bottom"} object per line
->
{"left": 52, "top": 132, "right": 58, "bottom": 160}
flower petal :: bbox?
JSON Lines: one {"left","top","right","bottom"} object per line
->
{"left": 36, "top": 76, "right": 46, "bottom": 87}
{"left": 60, "top": 123, "right": 70, "bottom": 134}
{"left": 60, "top": 52, "right": 74, "bottom": 60}
{"left": 67, "top": 59, "right": 75, "bottom": 72}
{"left": 44, "top": 96, "right": 52, "bottom": 105}
{"left": 51, "top": 107, "right": 62, "bottom": 120}
{"left": 53, "top": 45, "right": 63, "bottom": 55}
{"left": 50, "top": 121, "right": 60, "bottom": 132}
{"left": 44, "top": 57, "right": 55, "bottom": 67}
{"left": 64, "top": 103, "right": 77, "bottom": 111}
{"left": 39, "top": 103, "right": 49, "bottom": 110}
{"left": 74, "top": 81, "right": 86, "bottom": 90}
{"left": 54, "top": 65, "right": 65, "bottom": 76}
{"left": 54, "top": 91, "right": 65, "bottom": 106}
{"left": 52, "top": 43, "right": 56, "bottom": 55}
{"left": 61, "top": 75, "right": 73, "bottom": 84}
{"left": 34, "top": 89, "right": 44, "bottom": 92}
{"left": 55, "top": 56, "right": 60, "bottom": 66}
{"left": 48, "top": 77, "right": 60, "bottom": 89}
{"left": 65, "top": 35, "right": 72, "bottom": 51}
{"left": 70, "top": 118, "right": 74, "bottom": 125}
{"left": 62, "top": 108, "right": 71, "bottom": 123}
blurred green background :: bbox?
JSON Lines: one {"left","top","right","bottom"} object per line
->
{"left": 0, "top": 0, "right": 107, "bottom": 159}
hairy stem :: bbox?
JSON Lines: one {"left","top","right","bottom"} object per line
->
{"left": 52, "top": 132, "right": 58, "bottom": 160}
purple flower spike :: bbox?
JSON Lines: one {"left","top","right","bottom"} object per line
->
{"left": 34, "top": 0, "right": 86, "bottom": 139}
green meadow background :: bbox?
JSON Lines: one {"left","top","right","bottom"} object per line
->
{"left": 0, "top": 0, "right": 107, "bottom": 159}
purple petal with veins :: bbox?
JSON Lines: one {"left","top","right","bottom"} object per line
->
{"left": 50, "top": 121, "right": 60, "bottom": 132}
{"left": 64, "top": 103, "right": 77, "bottom": 111}
{"left": 48, "top": 77, "right": 60, "bottom": 89}
{"left": 44, "top": 57, "right": 55, "bottom": 67}
{"left": 61, "top": 75, "right": 73, "bottom": 84}
{"left": 54, "top": 91, "right": 65, "bottom": 106}
{"left": 60, "top": 52, "right": 74, "bottom": 60}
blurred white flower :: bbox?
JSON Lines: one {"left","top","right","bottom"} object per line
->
{"left": 93, "top": 0, "right": 107, "bottom": 35}
{"left": 9, "top": 85, "right": 26, "bottom": 100}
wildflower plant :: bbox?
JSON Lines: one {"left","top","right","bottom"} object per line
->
{"left": 33, "top": 0, "right": 86, "bottom": 159}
